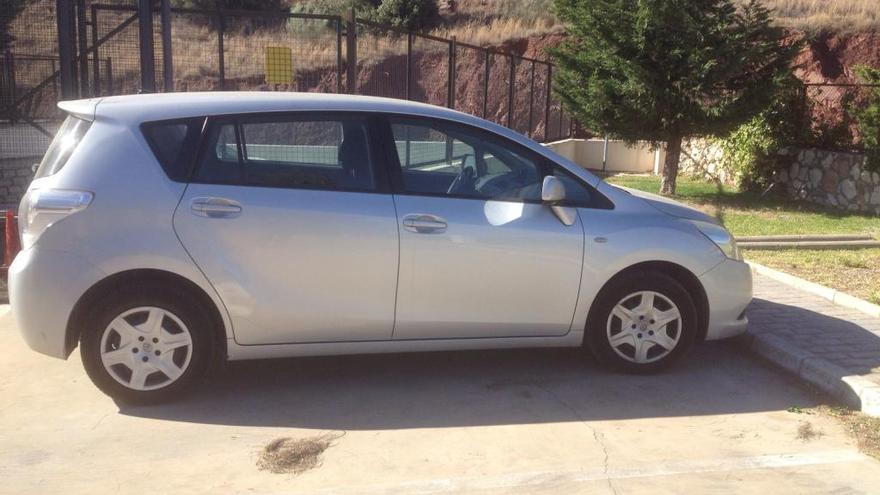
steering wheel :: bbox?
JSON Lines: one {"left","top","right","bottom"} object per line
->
{"left": 446, "top": 154, "right": 478, "bottom": 195}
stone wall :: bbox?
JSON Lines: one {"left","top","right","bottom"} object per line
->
{"left": 0, "top": 158, "right": 36, "bottom": 209}
{"left": 777, "top": 149, "right": 880, "bottom": 215}
{"left": 679, "top": 138, "right": 730, "bottom": 183}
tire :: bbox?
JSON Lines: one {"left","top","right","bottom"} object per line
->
{"left": 586, "top": 271, "right": 697, "bottom": 374}
{"left": 80, "top": 281, "right": 217, "bottom": 404}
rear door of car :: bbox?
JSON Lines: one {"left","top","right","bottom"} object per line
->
{"left": 172, "top": 112, "right": 399, "bottom": 345}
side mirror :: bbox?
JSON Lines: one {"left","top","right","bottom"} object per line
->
{"left": 542, "top": 175, "right": 577, "bottom": 226}
{"left": 541, "top": 175, "right": 566, "bottom": 204}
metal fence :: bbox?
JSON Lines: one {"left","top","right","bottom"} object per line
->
{"left": 1, "top": 0, "right": 575, "bottom": 188}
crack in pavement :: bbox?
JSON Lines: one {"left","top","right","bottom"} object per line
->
{"left": 533, "top": 383, "right": 618, "bottom": 495}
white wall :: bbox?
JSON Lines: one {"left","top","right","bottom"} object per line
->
{"left": 546, "top": 138, "right": 665, "bottom": 174}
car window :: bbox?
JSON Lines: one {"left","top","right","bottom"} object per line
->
{"left": 196, "top": 116, "right": 377, "bottom": 191}
{"left": 34, "top": 116, "right": 91, "bottom": 179}
{"left": 141, "top": 118, "right": 204, "bottom": 181}
{"left": 390, "top": 119, "right": 543, "bottom": 202}
{"left": 553, "top": 167, "right": 592, "bottom": 206}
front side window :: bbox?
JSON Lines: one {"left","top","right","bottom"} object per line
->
{"left": 196, "top": 116, "right": 377, "bottom": 191}
{"left": 391, "top": 119, "right": 543, "bottom": 202}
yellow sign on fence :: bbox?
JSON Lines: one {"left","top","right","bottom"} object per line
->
{"left": 265, "top": 46, "right": 293, "bottom": 84}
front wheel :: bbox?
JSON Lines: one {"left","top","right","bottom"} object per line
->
{"left": 587, "top": 272, "right": 697, "bottom": 373}
{"left": 80, "top": 283, "right": 216, "bottom": 403}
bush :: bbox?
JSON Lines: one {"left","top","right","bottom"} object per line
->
{"left": 373, "top": 0, "right": 439, "bottom": 31}
{"left": 715, "top": 76, "right": 806, "bottom": 192}
{"left": 177, "top": 0, "right": 287, "bottom": 11}
{"left": 289, "top": 0, "right": 380, "bottom": 16}
{"left": 852, "top": 65, "right": 880, "bottom": 173}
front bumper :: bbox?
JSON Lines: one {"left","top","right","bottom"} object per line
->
{"left": 9, "top": 246, "right": 105, "bottom": 359}
{"left": 699, "top": 258, "right": 752, "bottom": 340}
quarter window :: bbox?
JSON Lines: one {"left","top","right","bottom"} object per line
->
{"left": 196, "top": 116, "right": 377, "bottom": 191}
{"left": 35, "top": 116, "right": 91, "bottom": 179}
{"left": 141, "top": 118, "right": 204, "bottom": 181}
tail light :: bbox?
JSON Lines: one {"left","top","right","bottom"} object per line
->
{"left": 19, "top": 189, "right": 93, "bottom": 250}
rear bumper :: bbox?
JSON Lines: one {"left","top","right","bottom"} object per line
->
{"left": 9, "top": 246, "right": 105, "bottom": 359}
{"left": 699, "top": 259, "right": 752, "bottom": 340}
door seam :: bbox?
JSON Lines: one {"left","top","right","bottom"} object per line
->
{"left": 390, "top": 193, "right": 402, "bottom": 339}
{"left": 171, "top": 183, "right": 238, "bottom": 344}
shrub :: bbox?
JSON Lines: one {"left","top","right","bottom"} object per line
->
{"left": 715, "top": 76, "right": 806, "bottom": 192}
{"left": 177, "top": 0, "right": 287, "bottom": 11}
{"left": 289, "top": 0, "right": 380, "bottom": 17}
{"left": 373, "top": 0, "right": 439, "bottom": 31}
{"left": 852, "top": 65, "right": 880, "bottom": 173}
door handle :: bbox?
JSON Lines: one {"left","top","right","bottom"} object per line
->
{"left": 191, "top": 197, "right": 242, "bottom": 218}
{"left": 402, "top": 214, "right": 447, "bottom": 233}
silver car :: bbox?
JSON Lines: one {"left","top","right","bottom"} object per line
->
{"left": 10, "top": 92, "right": 751, "bottom": 402}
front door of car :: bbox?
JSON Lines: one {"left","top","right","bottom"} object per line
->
{"left": 173, "top": 113, "right": 399, "bottom": 345}
{"left": 384, "top": 118, "right": 585, "bottom": 339}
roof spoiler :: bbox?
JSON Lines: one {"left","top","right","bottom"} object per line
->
{"left": 57, "top": 98, "right": 102, "bottom": 121}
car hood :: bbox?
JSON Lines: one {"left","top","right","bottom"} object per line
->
{"left": 614, "top": 185, "right": 721, "bottom": 225}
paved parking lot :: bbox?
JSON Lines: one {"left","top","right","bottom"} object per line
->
{"left": 2, "top": 307, "right": 880, "bottom": 494}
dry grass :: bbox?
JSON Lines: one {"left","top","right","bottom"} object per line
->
{"left": 796, "top": 421, "right": 823, "bottom": 441}
{"left": 453, "top": 0, "right": 880, "bottom": 35}
{"left": 791, "top": 406, "right": 880, "bottom": 459}
{"left": 256, "top": 433, "right": 343, "bottom": 475}
{"left": 430, "top": 16, "right": 562, "bottom": 46}
{"left": 760, "top": 0, "right": 880, "bottom": 34}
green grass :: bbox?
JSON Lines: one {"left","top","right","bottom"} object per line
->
{"left": 744, "top": 248, "right": 880, "bottom": 303}
{"left": 604, "top": 174, "right": 880, "bottom": 238}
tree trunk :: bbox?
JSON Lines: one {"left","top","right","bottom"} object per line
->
{"left": 660, "top": 133, "right": 683, "bottom": 196}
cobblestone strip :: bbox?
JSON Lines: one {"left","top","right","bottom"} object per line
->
{"left": 743, "top": 272, "right": 880, "bottom": 416}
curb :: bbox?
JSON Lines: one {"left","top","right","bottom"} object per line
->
{"left": 742, "top": 262, "right": 880, "bottom": 417}
{"left": 746, "top": 261, "right": 880, "bottom": 318}
{"left": 738, "top": 234, "right": 875, "bottom": 242}
{"left": 738, "top": 240, "right": 880, "bottom": 249}
{"left": 738, "top": 333, "right": 880, "bottom": 417}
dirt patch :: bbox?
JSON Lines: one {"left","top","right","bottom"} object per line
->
{"left": 791, "top": 406, "right": 880, "bottom": 459}
{"left": 256, "top": 432, "right": 344, "bottom": 475}
{"left": 797, "top": 421, "right": 823, "bottom": 442}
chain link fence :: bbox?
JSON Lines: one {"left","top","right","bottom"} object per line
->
{"left": 803, "top": 83, "right": 880, "bottom": 151}
{"left": 2, "top": 2, "right": 578, "bottom": 208}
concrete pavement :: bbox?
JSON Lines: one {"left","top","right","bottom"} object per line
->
{"left": 2, "top": 307, "right": 880, "bottom": 494}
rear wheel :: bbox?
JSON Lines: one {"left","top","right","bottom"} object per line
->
{"left": 80, "top": 283, "right": 216, "bottom": 403}
{"left": 587, "top": 272, "right": 697, "bottom": 373}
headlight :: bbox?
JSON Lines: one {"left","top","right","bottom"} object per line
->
{"left": 691, "top": 220, "right": 741, "bottom": 260}
{"left": 19, "top": 188, "right": 93, "bottom": 250}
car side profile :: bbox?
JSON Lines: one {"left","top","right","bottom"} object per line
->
{"left": 9, "top": 92, "right": 751, "bottom": 402}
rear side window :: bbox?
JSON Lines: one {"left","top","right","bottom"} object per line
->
{"left": 34, "top": 116, "right": 91, "bottom": 179}
{"left": 195, "top": 116, "right": 378, "bottom": 192}
{"left": 141, "top": 118, "right": 204, "bottom": 181}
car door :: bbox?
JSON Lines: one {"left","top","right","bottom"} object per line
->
{"left": 173, "top": 113, "right": 399, "bottom": 345}
{"left": 384, "top": 117, "right": 585, "bottom": 340}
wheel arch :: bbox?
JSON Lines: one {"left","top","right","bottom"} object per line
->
{"left": 65, "top": 269, "right": 229, "bottom": 360}
{"left": 588, "top": 261, "right": 710, "bottom": 343}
